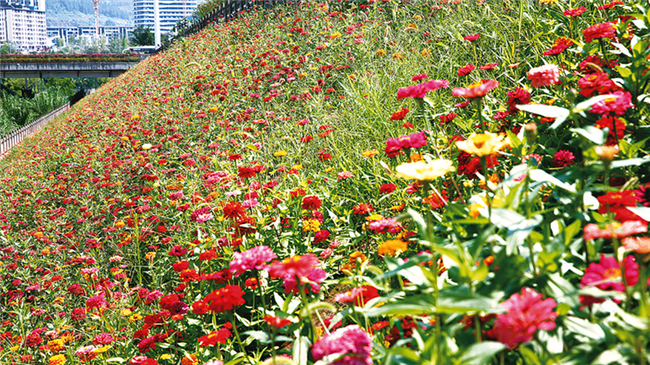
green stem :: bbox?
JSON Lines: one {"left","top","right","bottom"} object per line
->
{"left": 230, "top": 311, "right": 254, "bottom": 365}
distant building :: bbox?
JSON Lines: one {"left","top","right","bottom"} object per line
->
{"left": 0, "top": 0, "right": 47, "bottom": 51}
{"left": 134, "top": 0, "right": 197, "bottom": 33}
{"left": 47, "top": 26, "right": 134, "bottom": 45}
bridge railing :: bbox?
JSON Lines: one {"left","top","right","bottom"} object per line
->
{"left": 0, "top": 102, "right": 70, "bottom": 157}
{"left": 158, "top": 0, "right": 297, "bottom": 53}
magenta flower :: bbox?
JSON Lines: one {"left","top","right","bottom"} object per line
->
{"left": 590, "top": 91, "right": 634, "bottom": 116}
{"left": 552, "top": 150, "right": 575, "bottom": 168}
{"left": 579, "top": 254, "right": 639, "bottom": 306}
{"left": 493, "top": 288, "right": 558, "bottom": 349}
{"left": 397, "top": 79, "right": 449, "bottom": 99}
{"left": 312, "top": 325, "right": 372, "bottom": 365}
{"left": 229, "top": 246, "right": 277, "bottom": 277}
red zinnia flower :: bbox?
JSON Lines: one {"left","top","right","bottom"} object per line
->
{"left": 584, "top": 22, "right": 617, "bottom": 43}
{"left": 439, "top": 112, "right": 458, "bottom": 125}
{"left": 301, "top": 195, "right": 322, "bottom": 210}
{"left": 563, "top": 6, "right": 586, "bottom": 17}
{"left": 222, "top": 201, "right": 245, "bottom": 220}
{"left": 264, "top": 315, "right": 292, "bottom": 328}
{"left": 506, "top": 87, "right": 531, "bottom": 112}
{"left": 198, "top": 328, "right": 231, "bottom": 347}
{"left": 493, "top": 288, "right": 558, "bottom": 349}
{"left": 204, "top": 285, "right": 246, "bottom": 313}
{"left": 597, "top": 190, "right": 645, "bottom": 222}
{"left": 379, "top": 183, "right": 396, "bottom": 194}
{"left": 238, "top": 166, "right": 256, "bottom": 178}
{"left": 457, "top": 63, "right": 475, "bottom": 77}
{"left": 390, "top": 107, "right": 409, "bottom": 121}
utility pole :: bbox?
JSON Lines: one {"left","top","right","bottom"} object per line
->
{"left": 93, "top": 0, "right": 100, "bottom": 41}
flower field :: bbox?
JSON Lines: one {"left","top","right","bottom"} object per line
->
{"left": 2, "top": 0, "right": 650, "bottom": 364}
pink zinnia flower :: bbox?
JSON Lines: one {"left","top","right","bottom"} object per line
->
{"left": 335, "top": 286, "right": 379, "bottom": 306}
{"left": 337, "top": 171, "right": 354, "bottom": 180}
{"left": 583, "top": 220, "right": 648, "bottom": 241}
{"left": 590, "top": 91, "right": 634, "bottom": 116}
{"left": 452, "top": 80, "right": 499, "bottom": 98}
{"left": 282, "top": 267, "right": 327, "bottom": 294}
{"left": 528, "top": 64, "right": 560, "bottom": 88}
{"left": 411, "top": 73, "right": 429, "bottom": 82}
{"left": 229, "top": 246, "right": 277, "bottom": 277}
{"left": 493, "top": 288, "right": 558, "bottom": 349}
{"left": 397, "top": 79, "right": 450, "bottom": 99}
{"left": 579, "top": 254, "right": 639, "bottom": 306}
{"left": 464, "top": 33, "right": 481, "bottom": 42}
{"left": 368, "top": 218, "right": 402, "bottom": 234}
{"left": 191, "top": 207, "right": 214, "bottom": 223}
{"left": 268, "top": 253, "right": 320, "bottom": 280}
{"left": 312, "top": 325, "right": 372, "bottom": 365}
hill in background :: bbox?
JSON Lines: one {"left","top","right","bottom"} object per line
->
{"left": 46, "top": 0, "right": 133, "bottom": 27}
{"left": 45, "top": 0, "right": 209, "bottom": 28}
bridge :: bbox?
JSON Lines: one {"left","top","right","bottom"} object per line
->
{"left": 0, "top": 54, "right": 142, "bottom": 79}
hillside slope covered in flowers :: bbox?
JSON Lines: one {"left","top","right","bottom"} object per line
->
{"left": 2, "top": 1, "right": 650, "bottom": 364}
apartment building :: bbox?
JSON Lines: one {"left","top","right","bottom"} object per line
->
{"left": 134, "top": 0, "right": 197, "bottom": 33}
{"left": 0, "top": 0, "right": 47, "bottom": 51}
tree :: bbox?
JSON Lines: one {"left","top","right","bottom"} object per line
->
{"left": 0, "top": 43, "right": 18, "bottom": 55}
{"left": 130, "top": 26, "right": 154, "bottom": 46}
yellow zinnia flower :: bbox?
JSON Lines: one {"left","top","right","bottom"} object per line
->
{"left": 362, "top": 150, "right": 379, "bottom": 158}
{"left": 274, "top": 150, "right": 287, "bottom": 157}
{"left": 396, "top": 159, "right": 455, "bottom": 181}
{"left": 303, "top": 219, "right": 321, "bottom": 232}
{"left": 49, "top": 354, "right": 66, "bottom": 365}
{"left": 378, "top": 240, "right": 408, "bottom": 256}
{"left": 455, "top": 132, "right": 509, "bottom": 157}
{"left": 48, "top": 339, "right": 65, "bottom": 352}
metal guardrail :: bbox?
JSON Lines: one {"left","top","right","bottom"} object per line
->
{"left": 0, "top": 102, "right": 70, "bottom": 156}
{"left": 157, "top": 0, "right": 297, "bottom": 53}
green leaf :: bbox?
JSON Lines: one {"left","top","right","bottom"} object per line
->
{"left": 611, "top": 42, "right": 632, "bottom": 57}
{"left": 437, "top": 292, "right": 503, "bottom": 314}
{"left": 292, "top": 335, "right": 311, "bottom": 365}
{"left": 516, "top": 104, "right": 570, "bottom": 130}
{"left": 457, "top": 342, "right": 506, "bottom": 365}
{"left": 570, "top": 126, "right": 605, "bottom": 145}
{"left": 106, "top": 359, "right": 126, "bottom": 364}
{"left": 506, "top": 215, "right": 542, "bottom": 255}
{"left": 611, "top": 158, "right": 650, "bottom": 169}
{"left": 245, "top": 143, "right": 259, "bottom": 152}
{"left": 488, "top": 208, "right": 526, "bottom": 229}
{"left": 563, "top": 316, "right": 606, "bottom": 341}
{"left": 243, "top": 330, "right": 270, "bottom": 344}
{"left": 519, "top": 347, "right": 542, "bottom": 365}
{"left": 528, "top": 169, "right": 576, "bottom": 193}
{"left": 364, "top": 294, "right": 436, "bottom": 317}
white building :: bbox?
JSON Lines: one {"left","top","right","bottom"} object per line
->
{"left": 134, "top": 0, "right": 197, "bottom": 33}
{"left": 0, "top": 0, "right": 47, "bottom": 51}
